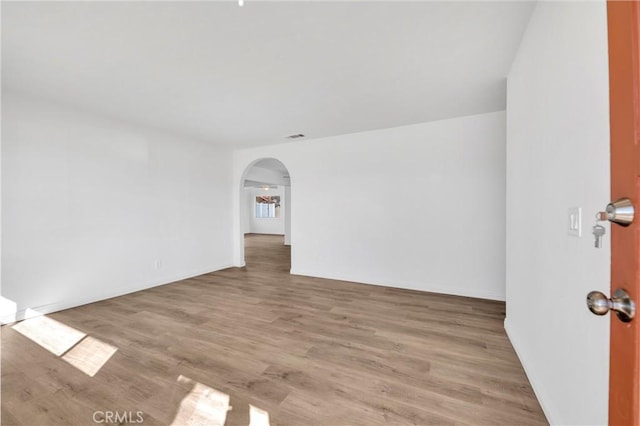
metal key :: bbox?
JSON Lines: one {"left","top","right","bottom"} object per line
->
{"left": 592, "top": 224, "right": 606, "bottom": 248}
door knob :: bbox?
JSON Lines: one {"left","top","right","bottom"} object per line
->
{"left": 598, "top": 197, "right": 634, "bottom": 226}
{"left": 587, "top": 288, "right": 635, "bottom": 322}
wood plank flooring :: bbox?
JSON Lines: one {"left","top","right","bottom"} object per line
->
{"left": 1, "top": 234, "right": 547, "bottom": 425}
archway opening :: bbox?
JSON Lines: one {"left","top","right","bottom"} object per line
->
{"left": 239, "top": 158, "right": 291, "bottom": 272}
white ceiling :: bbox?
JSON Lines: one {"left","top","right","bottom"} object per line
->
{"left": 253, "top": 158, "right": 289, "bottom": 176}
{"left": 1, "top": 1, "right": 535, "bottom": 148}
{"left": 244, "top": 158, "right": 291, "bottom": 187}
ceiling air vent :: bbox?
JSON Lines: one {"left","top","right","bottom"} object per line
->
{"left": 286, "top": 133, "right": 305, "bottom": 140}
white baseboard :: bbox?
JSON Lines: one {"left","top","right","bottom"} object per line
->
{"left": 1, "top": 263, "right": 234, "bottom": 325}
{"left": 504, "top": 318, "right": 552, "bottom": 425}
{"left": 289, "top": 268, "right": 505, "bottom": 301}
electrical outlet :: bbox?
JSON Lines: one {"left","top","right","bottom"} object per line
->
{"left": 568, "top": 207, "right": 582, "bottom": 237}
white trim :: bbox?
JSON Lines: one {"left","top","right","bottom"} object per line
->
{"left": 1, "top": 263, "right": 234, "bottom": 325}
{"left": 504, "top": 318, "right": 552, "bottom": 425}
{"left": 289, "top": 268, "right": 505, "bottom": 301}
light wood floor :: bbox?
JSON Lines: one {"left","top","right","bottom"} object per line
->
{"left": 2, "top": 234, "right": 547, "bottom": 425}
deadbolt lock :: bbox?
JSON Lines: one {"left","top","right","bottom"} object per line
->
{"left": 597, "top": 198, "right": 634, "bottom": 226}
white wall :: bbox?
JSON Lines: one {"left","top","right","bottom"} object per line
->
{"left": 243, "top": 187, "right": 253, "bottom": 234}
{"left": 1, "top": 91, "right": 235, "bottom": 323}
{"left": 234, "top": 111, "right": 506, "bottom": 300}
{"left": 284, "top": 185, "right": 291, "bottom": 246}
{"left": 246, "top": 186, "right": 286, "bottom": 235}
{"left": 505, "top": 2, "right": 610, "bottom": 424}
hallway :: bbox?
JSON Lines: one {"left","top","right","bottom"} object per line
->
{"left": 2, "top": 235, "right": 546, "bottom": 425}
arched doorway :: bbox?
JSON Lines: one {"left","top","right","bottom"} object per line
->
{"left": 238, "top": 158, "right": 291, "bottom": 270}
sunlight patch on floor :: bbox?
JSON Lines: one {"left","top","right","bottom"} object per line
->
{"left": 172, "top": 375, "right": 231, "bottom": 426}
{"left": 62, "top": 336, "right": 118, "bottom": 377}
{"left": 12, "top": 314, "right": 86, "bottom": 356}
{"left": 12, "top": 311, "right": 118, "bottom": 377}
{"left": 249, "top": 404, "right": 270, "bottom": 426}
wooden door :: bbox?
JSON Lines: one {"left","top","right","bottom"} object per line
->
{"left": 608, "top": 1, "right": 640, "bottom": 424}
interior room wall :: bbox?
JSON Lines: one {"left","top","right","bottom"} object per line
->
{"left": 284, "top": 185, "right": 291, "bottom": 246}
{"left": 505, "top": 2, "right": 610, "bottom": 424}
{"left": 246, "top": 186, "right": 286, "bottom": 235}
{"left": 1, "top": 90, "right": 235, "bottom": 323}
{"left": 243, "top": 187, "right": 253, "bottom": 234}
{"left": 234, "top": 110, "right": 506, "bottom": 300}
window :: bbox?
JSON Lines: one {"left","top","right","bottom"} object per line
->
{"left": 256, "top": 195, "right": 281, "bottom": 219}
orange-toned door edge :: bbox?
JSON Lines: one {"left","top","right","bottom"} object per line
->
{"left": 607, "top": 1, "right": 640, "bottom": 424}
